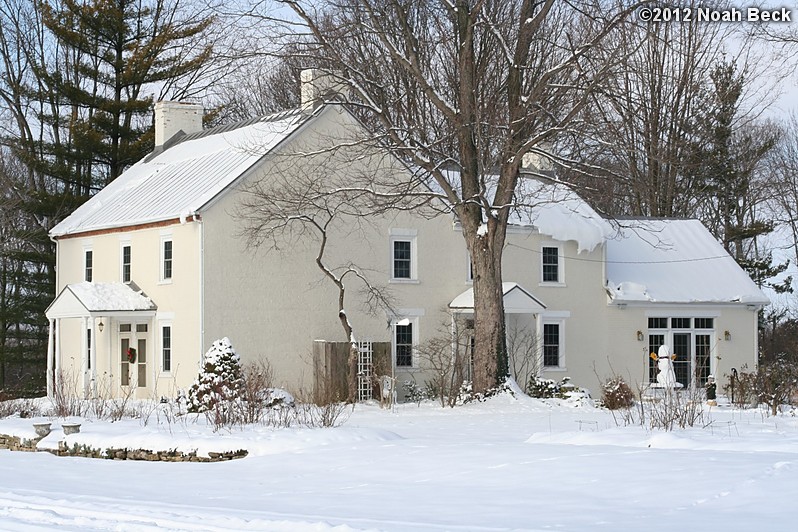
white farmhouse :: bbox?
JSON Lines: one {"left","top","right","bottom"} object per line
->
{"left": 44, "top": 73, "right": 768, "bottom": 401}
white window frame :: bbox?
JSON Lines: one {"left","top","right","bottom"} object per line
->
{"left": 646, "top": 316, "right": 716, "bottom": 388}
{"left": 84, "top": 247, "right": 93, "bottom": 282}
{"left": 541, "top": 319, "right": 566, "bottom": 370}
{"left": 391, "top": 309, "right": 424, "bottom": 371}
{"left": 540, "top": 242, "right": 565, "bottom": 286}
{"left": 120, "top": 241, "right": 132, "bottom": 283}
{"left": 389, "top": 228, "right": 418, "bottom": 283}
{"left": 160, "top": 236, "right": 173, "bottom": 283}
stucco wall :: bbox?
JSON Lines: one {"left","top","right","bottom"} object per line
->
{"left": 50, "top": 104, "right": 762, "bottom": 401}
{"left": 53, "top": 222, "right": 202, "bottom": 398}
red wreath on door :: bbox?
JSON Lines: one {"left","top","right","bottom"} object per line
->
{"left": 127, "top": 347, "right": 137, "bottom": 363}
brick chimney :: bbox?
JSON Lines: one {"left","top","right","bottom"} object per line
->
{"left": 154, "top": 101, "right": 203, "bottom": 147}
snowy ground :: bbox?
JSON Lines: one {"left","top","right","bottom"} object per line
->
{"left": 1, "top": 393, "right": 797, "bottom": 531}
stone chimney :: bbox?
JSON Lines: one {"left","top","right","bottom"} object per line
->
{"left": 300, "top": 69, "right": 345, "bottom": 112}
{"left": 154, "top": 101, "right": 203, "bottom": 147}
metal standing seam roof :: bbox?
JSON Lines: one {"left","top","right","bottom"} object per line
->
{"left": 50, "top": 108, "right": 312, "bottom": 237}
{"left": 605, "top": 219, "right": 770, "bottom": 305}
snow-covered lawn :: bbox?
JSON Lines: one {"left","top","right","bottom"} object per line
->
{"left": 1, "top": 393, "right": 796, "bottom": 531}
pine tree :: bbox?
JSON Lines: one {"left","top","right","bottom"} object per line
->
{"left": 690, "top": 60, "right": 791, "bottom": 294}
{"left": 0, "top": 0, "right": 216, "bottom": 393}
{"left": 38, "top": 0, "right": 214, "bottom": 185}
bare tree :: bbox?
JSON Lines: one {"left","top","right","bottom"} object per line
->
{"left": 244, "top": 0, "right": 637, "bottom": 393}
{"left": 237, "top": 148, "right": 396, "bottom": 402}
{"left": 564, "top": 5, "right": 733, "bottom": 217}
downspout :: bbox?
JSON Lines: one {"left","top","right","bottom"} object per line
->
{"left": 199, "top": 216, "right": 205, "bottom": 368}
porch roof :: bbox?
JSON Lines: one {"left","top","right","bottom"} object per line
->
{"left": 46, "top": 282, "right": 157, "bottom": 319}
{"left": 449, "top": 282, "right": 546, "bottom": 314}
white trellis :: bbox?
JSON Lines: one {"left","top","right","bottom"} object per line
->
{"left": 357, "top": 340, "right": 373, "bottom": 401}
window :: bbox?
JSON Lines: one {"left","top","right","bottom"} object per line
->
{"left": 395, "top": 321, "right": 414, "bottom": 367}
{"left": 162, "top": 239, "right": 173, "bottom": 281}
{"left": 648, "top": 317, "right": 668, "bottom": 329}
{"left": 393, "top": 241, "right": 411, "bottom": 279}
{"left": 122, "top": 244, "right": 131, "bottom": 283}
{"left": 87, "top": 327, "right": 92, "bottom": 370}
{"left": 389, "top": 229, "right": 418, "bottom": 281}
{"left": 162, "top": 325, "right": 172, "bottom": 372}
{"left": 541, "top": 245, "right": 562, "bottom": 284}
{"left": 672, "top": 317, "right": 691, "bottom": 329}
{"left": 646, "top": 316, "right": 716, "bottom": 387}
{"left": 543, "top": 323, "right": 561, "bottom": 367}
{"left": 84, "top": 250, "right": 93, "bottom": 282}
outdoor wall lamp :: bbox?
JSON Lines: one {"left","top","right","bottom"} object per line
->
{"left": 98, "top": 319, "right": 104, "bottom": 333}
{"left": 636, "top": 330, "right": 644, "bottom": 341}
{"left": 724, "top": 330, "right": 731, "bottom": 341}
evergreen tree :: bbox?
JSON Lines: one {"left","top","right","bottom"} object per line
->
{"left": 0, "top": 0, "right": 217, "bottom": 393}
{"left": 187, "top": 337, "right": 244, "bottom": 413}
{"left": 38, "top": 0, "right": 214, "bottom": 185}
{"left": 690, "top": 60, "right": 791, "bottom": 294}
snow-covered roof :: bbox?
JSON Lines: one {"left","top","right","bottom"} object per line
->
{"left": 606, "top": 219, "right": 770, "bottom": 305}
{"left": 46, "top": 282, "right": 156, "bottom": 318}
{"left": 510, "top": 178, "right": 615, "bottom": 253}
{"left": 50, "top": 109, "right": 313, "bottom": 237}
{"left": 435, "top": 171, "right": 614, "bottom": 253}
{"left": 450, "top": 282, "right": 546, "bottom": 313}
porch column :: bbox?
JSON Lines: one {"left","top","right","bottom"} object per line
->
{"left": 90, "top": 316, "right": 98, "bottom": 398}
{"left": 534, "top": 313, "right": 543, "bottom": 378}
{"left": 81, "top": 316, "right": 88, "bottom": 399}
{"left": 46, "top": 318, "right": 54, "bottom": 398}
{"left": 54, "top": 318, "right": 61, "bottom": 393}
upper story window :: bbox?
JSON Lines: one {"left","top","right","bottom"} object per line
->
{"left": 122, "top": 244, "right": 131, "bottom": 283}
{"left": 122, "top": 246, "right": 132, "bottom": 282}
{"left": 389, "top": 229, "right": 418, "bottom": 282}
{"left": 393, "top": 241, "right": 411, "bottom": 278}
{"left": 541, "top": 246, "right": 560, "bottom": 283}
{"left": 162, "top": 239, "right": 173, "bottom": 281}
{"left": 84, "top": 249, "right": 93, "bottom": 282}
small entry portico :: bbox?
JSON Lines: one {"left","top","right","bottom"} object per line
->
{"left": 449, "top": 282, "right": 547, "bottom": 382}
{"left": 45, "top": 281, "right": 157, "bottom": 398}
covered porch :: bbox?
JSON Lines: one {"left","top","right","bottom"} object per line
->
{"left": 45, "top": 282, "right": 157, "bottom": 398}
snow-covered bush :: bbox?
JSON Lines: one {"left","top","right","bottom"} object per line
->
{"left": 526, "top": 375, "right": 561, "bottom": 398}
{"left": 187, "top": 337, "right": 244, "bottom": 415}
{"left": 601, "top": 376, "right": 635, "bottom": 410}
{"left": 402, "top": 380, "right": 428, "bottom": 405}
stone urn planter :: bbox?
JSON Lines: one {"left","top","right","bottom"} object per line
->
{"left": 61, "top": 423, "right": 81, "bottom": 435}
{"left": 33, "top": 422, "right": 52, "bottom": 438}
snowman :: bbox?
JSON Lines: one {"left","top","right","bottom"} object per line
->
{"left": 650, "top": 344, "right": 677, "bottom": 389}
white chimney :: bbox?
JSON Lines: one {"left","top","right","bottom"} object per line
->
{"left": 521, "top": 143, "right": 554, "bottom": 173}
{"left": 300, "top": 69, "right": 344, "bottom": 112}
{"left": 154, "top": 101, "right": 203, "bottom": 147}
